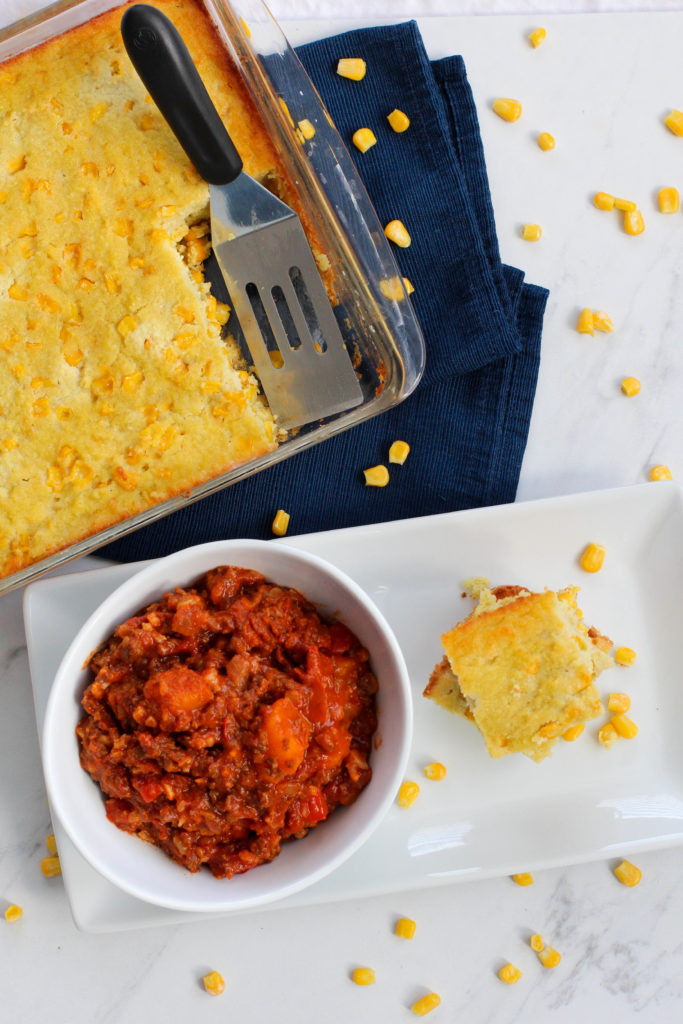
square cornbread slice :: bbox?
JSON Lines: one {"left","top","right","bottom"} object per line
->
{"left": 424, "top": 580, "right": 613, "bottom": 762}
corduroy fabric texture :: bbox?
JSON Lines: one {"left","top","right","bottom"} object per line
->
{"left": 102, "top": 21, "right": 548, "bottom": 563}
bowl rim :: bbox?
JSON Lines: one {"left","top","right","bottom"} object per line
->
{"left": 42, "top": 538, "right": 413, "bottom": 912}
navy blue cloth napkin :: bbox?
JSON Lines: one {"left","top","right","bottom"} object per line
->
{"left": 102, "top": 21, "right": 548, "bottom": 563}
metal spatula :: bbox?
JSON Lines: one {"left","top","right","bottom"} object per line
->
{"left": 121, "top": 4, "right": 362, "bottom": 430}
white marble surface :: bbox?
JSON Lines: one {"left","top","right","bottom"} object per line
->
{"left": 1, "top": 4, "right": 682, "bottom": 1023}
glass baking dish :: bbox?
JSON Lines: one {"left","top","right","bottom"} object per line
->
{"left": 0, "top": 0, "right": 425, "bottom": 595}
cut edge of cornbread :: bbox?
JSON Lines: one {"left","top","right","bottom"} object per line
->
{"left": 424, "top": 579, "right": 613, "bottom": 762}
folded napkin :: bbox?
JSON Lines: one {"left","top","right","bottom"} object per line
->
{"left": 102, "top": 21, "right": 548, "bottom": 563}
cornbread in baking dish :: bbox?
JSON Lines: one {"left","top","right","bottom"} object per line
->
{"left": 0, "top": 0, "right": 321, "bottom": 578}
{"left": 424, "top": 578, "right": 614, "bottom": 762}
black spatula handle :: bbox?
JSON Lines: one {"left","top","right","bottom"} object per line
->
{"left": 121, "top": 4, "right": 243, "bottom": 184}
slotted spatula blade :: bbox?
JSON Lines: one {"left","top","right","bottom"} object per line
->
{"left": 122, "top": 4, "right": 362, "bottom": 430}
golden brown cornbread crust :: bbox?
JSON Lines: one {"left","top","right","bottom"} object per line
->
{"left": 424, "top": 581, "right": 614, "bottom": 762}
{"left": 0, "top": 0, "right": 318, "bottom": 578}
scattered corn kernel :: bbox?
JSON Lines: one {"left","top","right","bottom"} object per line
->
{"left": 537, "top": 132, "right": 555, "bottom": 150}
{"left": 658, "top": 187, "right": 679, "bottom": 213}
{"left": 424, "top": 762, "right": 446, "bottom": 781}
{"left": 562, "top": 723, "right": 585, "bottom": 741}
{"left": 580, "top": 542, "right": 605, "bottom": 573}
{"left": 363, "top": 464, "right": 389, "bottom": 487}
{"left": 298, "top": 119, "right": 315, "bottom": 140}
{"left": 592, "top": 310, "right": 614, "bottom": 333}
{"left": 594, "top": 191, "right": 615, "bottom": 211}
{"left": 530, "top": 934, "right": 544, "bottom": 952}
{"left": 395, "top": 917, "right": 417, "bottom": 939}
{"left": 538, "top": 946, "right": 562, "bottom": 969}
{"left": 614, "top": 647, "right": 637, "bottom": 668}
{"left": 521, "top": 223, "right": 542, "bottom": 241}
{"left": 202, "top": 970, "right": 225, "bottom": 996}
{"left": 576, "top": 308, "right": 595, "bottom": 335}
{"left": 411, "top": 993, "right": 441, "bottom": 1016}
{"left": 397, "top": 780, "right": 420, "bottom": 808}
{"left": 403, "top": 277, "right": 415, "bottom": 294}
{"left": 610, "top": 713, "right": 638, "bottom": 739}
{"left": 352, "top": 128, "right": 377, "bottom": 153}
{"left": 40, "top": 855, "right": 61, "bottom": 877}
{"left": 4, "top": 904, "right": 22, "bottom": 923}
{"left": 512, "top": 872, "right": 534, "bottom": 886}
{"left": 664, "top": 110, "right": 683, "bottom": 136}
{"left": 498, "top": 963, "right": 522, "bottom": 984}
{"left": 492, "top": 98, "right": 522, "bottom": 122}
{"left": 614, "top": 197, "right": 637, "bottom": 212}
{"left": 352, "top": 967, "right": 376, "bottom": 986}
{"left": 607, "top": 693, "right": 631, "bottom": 715}
{"left": 614, "top": 859, "right": 642, "bottom": 886}
{"left": 337, "top": 58, "right": 366, "bottom": 81}
{"left": 621, "top": 376, "right": 641, "bottom": 397}
{"left": 649, "top": 464, "right": 672, "bottom": 481}
{"left": 271, "top": 509, "right": 290, "bottom": 537}
{"left": 598, "top": 721, "right": 619, "bottom": 749}
{"left": 389, "top": 440, "right": 410, "bottom": 465}
{"left": 623, "top": 208, "right": 645, "bottom": 235}
{"left": 529, "top": 26, "right": 547, "bottom": 47}
{"left": 46, "top": 834, "right": 57, "bottom": 855}
{"left": 384, "top": 219, "right": 411, "bottom": 247}
{"left": 388, "top": 108, "right": 410, "bottom": 132}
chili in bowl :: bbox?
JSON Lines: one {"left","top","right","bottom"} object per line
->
{"left": 42, "top": 540, "right": 412, "bottom": 913}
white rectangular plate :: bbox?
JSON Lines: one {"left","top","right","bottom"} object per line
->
{"left": 24, "top": 483, "right": 683, "bottom": 933}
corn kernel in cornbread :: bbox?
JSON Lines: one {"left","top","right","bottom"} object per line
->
{"left": 424, "top": 580, "right": 613, "bottom": 762}
{"left": 0, "top": 0, "right": 327, "bottom": 579}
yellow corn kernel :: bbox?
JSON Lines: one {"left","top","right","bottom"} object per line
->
{"left": 529, "top": 27, "right": 546, "bottom": 47}
{"left": 202, "top": 970, "right": 225, "bottom": 996}
{"left": 537, "top": 132, "right": 555, "bottom": 150}
{"left": 89, "top": 101, "right": 108, "bottom": 122}
{"left": 592, "top": 310, "right": 614, "bottom": 333}
{"left": 160, "top": 205, "right": 176, "bottom": 217}
{"left": 364, "top": 465, "right": 389, "bottom": 487}
{"left": 614, "top": 646, "right": 636, "bottom": 667}
{"left": 298, "top": 118, "right": 315, "bottom": 140}
{"left": 352, "top": 967, "right": 376, "bottom": 986}
{"left": 424, "top": 761, "right": 446, "bottom": 781}
{"left": 498, "top": 963, "right": 522, "bottom": 984}
{"left": 113, "top": 218, "right": 134, "bottom": 238}
{"left": 384, "top": 219, "right": 411, "bottom": 247}
{"left": 337, "top": 58, "right": 366, "bottom": 81}
{"left": 388, "top": 440, "right": 410, "bottom": 465}
{"left": 621, "top": 376, "right": 641, "bottom": 397}
{"left": 580, "top": 542, "right": 605, "bottom": 573}
{"left": 403, "top": 277, "right": 415, "bottom": 294}
{"left": 594, "top": 191, "right": 615, "bottom": 211}
{"left": 41, "top": 855, "right": 61, "bottom": 877}
{"left": 411, "top": 993, "right": 441, "bottom": 1016}
{"left": 576, "top": 308, "right": 595, "bottom": 335}
{"left": 530, "top": 934, "right": 544, "bottom": 952}
{"left": 649, "top": 464, "right": 672, "bottom": 481}
{"left": 139, "top": 112, "right": 155, "bottom": 131}
{"left": 614, "top": 859, "right": 642, "bottom": 887}
{"left": 658, "top": 187, "right": 680, "bottom": 213}
{"left": 240, "top": 16, "right": 251, "bottom": 37}
{"left": 113, "top": 466, "right": 140, "bottom": 491}
{"left": 117, "top": 315, "right": 137, "bottom": 338}
{"left": 607, "top": 693, "right": 631, "bottom": 716}
{"left": 352, "top": 128, "right": 377, "bottom": 153}
{"left": 512, "top": 872, "right": 534, "bottom": 886}
{"left": 397, "top": 780, "right": 420, "bottom": 808}
{"left": 395, "top": 917, "right": 417, "bottom": 939}
{"left": 623, "top": 209, "right": 645, "bottom": 235}
{"left": 8, "top": 154, "right": 26, "bottom": 174}
{"left": 664, "top": 110, "right": 683, "bottom": 136}
{"left": 8, "top": 283, "right": 28, "bottom": 301}
{"left": 611, "top": 713, "right": 638, "bottom": 739}
{"left": 32, "top": 397, "right": 50, "bottom": 418}
{"left": 562, "top": 723, "right": 585, "bottom": 741}
{"left": 380, "top": 276, "right": 406, "bottom": 301}
{"left": 121, "top": 371, "right": 144, "bottom": 393}
{"left": 492, "top": 98, "right": 522, "bottom": 122}
{"left": 4, "top": 904, "right": 22, "bottom": 923}
{"left": 598, "top": 721, "right": 619, "bottom": 749}
{"left": 271, "top": 509, "right": 290, "bottom": 537}
{"left": 388, "top": 108, "right": 410, "bottom": 132}
{"left": 538, "top": 946, "right": 561, "bottom": 969}
{"left": 521, "top": 223, "right": 542, "bottom": 241}
{"left": 614, "top": 197, "right": 637, "bottom": 213}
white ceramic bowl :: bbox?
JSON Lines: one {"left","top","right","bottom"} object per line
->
{"left": 42, "top": 539, "right": 412, "bottom": 913}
